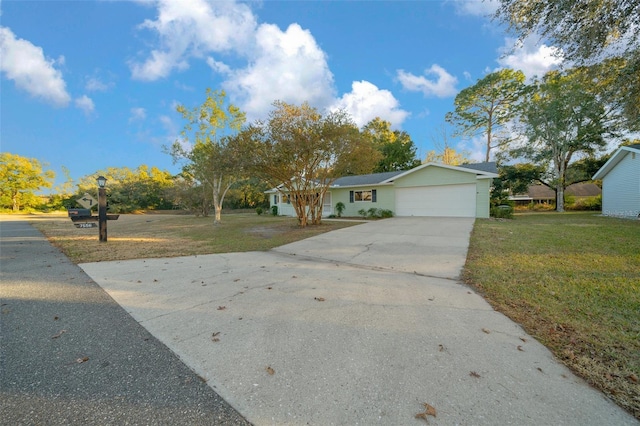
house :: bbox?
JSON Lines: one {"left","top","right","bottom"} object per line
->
{"left": 509, "top": 182, "right": 602, "bottom": 206}
{"left": 592, "top": 144, "right": 640, "bottom": 218}
{"left": 267, "top": 162, "right": 498, "bottom": 218}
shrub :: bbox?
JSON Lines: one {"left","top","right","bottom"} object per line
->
{"left": 491, "top": 204, "right": 514, "bottom": 219}
{"left": 335, "top": 202, "right": 345, "bottom": 217}
{"left": 271, "top": 205, "right": 278, "bottom": 216}
{"left": 357, "top": 208, "right": 367, "bottom": 218}
{"left": 379, "top": 209, "right": 393, "bottom": 218}
{"left": 367, "top": 207, "right": 380, "bottom": 218}
{"left": 256, "top": 207, "right": 264, "bottom": 215}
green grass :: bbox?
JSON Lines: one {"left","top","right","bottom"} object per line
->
{"left": 464, "top": 212, "right": 640, "bottom": 418}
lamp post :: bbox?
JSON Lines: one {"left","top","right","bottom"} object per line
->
{"left": 97, "top": 176, "right": 107, "bottom": 242}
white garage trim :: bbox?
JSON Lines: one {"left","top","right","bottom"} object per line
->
{"left": 395, "top": 184, "right": 476, "bottom": 217}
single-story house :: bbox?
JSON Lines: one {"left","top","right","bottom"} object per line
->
{"left": 509, "top": 182, "right": 602, "bottom": 206}
{"left": 266, "top": 162, "right": 498, "bottom": 218}
{"left": 592, "top": 144, "right": 640, "bottom": 218}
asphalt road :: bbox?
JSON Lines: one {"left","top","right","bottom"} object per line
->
{"left": 0, "top": 219, "right": 251, "bottom": 425}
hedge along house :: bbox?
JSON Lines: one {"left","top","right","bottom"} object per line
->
{"left": 266, "top": 162, "right": 498, "bottom": 219}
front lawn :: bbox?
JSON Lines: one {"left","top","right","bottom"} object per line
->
{"left": 464, "top": 212, "right": 640, "bottom": 419}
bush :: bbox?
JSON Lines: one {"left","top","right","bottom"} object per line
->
{"left": 358, "top": 208, "right": 367, "bottom": 218}
{"left": 367, "top": 207, "right": 380, "bottom": 218}
{"left": 271, "top": 205, "right": 278, "bottom": 216}
{"left": 491, "top": 204, "right": 514, "bottom": 219}
{"left": 335, "top": 202, "right": 345, "bottom": 217}
{"left": 566, "top": 195, "right": 602, "bottom": 211}
{"left": 379, "top": 209, "right": 393, "bottom": 218}
{"left": 256, "top": 207, "right": 264, "bottom": 215}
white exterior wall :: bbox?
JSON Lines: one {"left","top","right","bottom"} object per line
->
{"left": 602, "top": 151, "right": 640, "bottom": 217}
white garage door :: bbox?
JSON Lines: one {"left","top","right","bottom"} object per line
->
{"left": 395, "top": 184, "right": 477, "bottom": 217}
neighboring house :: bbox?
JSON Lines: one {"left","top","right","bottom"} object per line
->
{"left": 592, "top": 144, "right": 640, "bottom": 218}
{"left": 509, "top": 182, "right": 602, "bottom": 206}
{"left": 267, "top": 162, "right": 498, "bottom": 218}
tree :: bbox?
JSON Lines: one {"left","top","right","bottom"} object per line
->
{"left": 170, "top": 89, "right": 246, "bottom": 224}
{"left": 241, "top": 101, "right": 380, "bottom": 227}
{"left": 361, "top": 117, "right": 420, "bottom": 172}
{"left": 425, "top": 147, "right": 470, "bottom": 166}
{"left": 76, "top": 166, "right": 174, "bottom": 212}
{"left": 446, "top": 69, "right": 526, "bottom": 162}
{"left": 509, "top": 69, "right": 611, "bottom": 212}
{"left": 0, "top": 153, "right": 54, "bottom": 211}
{"left": 495, "top": 0, "right": 640, "bottom": 129}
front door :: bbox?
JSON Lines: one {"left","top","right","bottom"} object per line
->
{"left": 323, "top": 192, "right": 332, "bottom": 216}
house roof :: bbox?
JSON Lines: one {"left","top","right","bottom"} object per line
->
{"left": 379, "top": 162, "right": 498, "bottom": 184}
{"left": 513, "top": 183, "right": 602, "bottom": 200}
{"left": 331, "top": 171, "right": 403, "bottom": 187}
{"left": 458, "top": 161, "right": 498, "bottom": 174}
{"left": 592, "top": 144, "right": 640, "bottom": 180}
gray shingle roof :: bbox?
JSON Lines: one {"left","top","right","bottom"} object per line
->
{"left": 331, "top": 171, "right": 404, "bottom": 186}
{"left": 459, "top": 162, "right": 498, "bottom": 174}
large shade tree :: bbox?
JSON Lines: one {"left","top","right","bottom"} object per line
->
{"left": 241, "top": 101, "right": 381, "bottom": 227}
{"left": 495, "top": 0, "right": 639, "bottom": 130}
{"left": 446, "top": 69, "right": 527, "bottom": 162}
{"left": 0, "top": 152, "right": 54, "bottom": 211}
{"left": 509, "top": 69, "right": 612, "bottom": 212}
{"left": 170, "top": 89, "right": 245, "bottom": 224}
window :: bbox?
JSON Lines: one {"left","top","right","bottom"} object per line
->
{"left": 273, "top": 194, "right": 279, "bottom": 204}
{"left": 350, "top": 189, "right": 377, "bottom": 203}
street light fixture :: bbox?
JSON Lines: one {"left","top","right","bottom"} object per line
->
{"left": 97, "top": 176, "right": 107, "bottom": 242}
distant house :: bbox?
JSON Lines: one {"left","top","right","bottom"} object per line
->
{"left": 592, "top": 144, "right": 640, "bottom": 218}
{"left": 267, "top": 162, "right": 498, "bottom": 219}
{"left": 509, "top": 183, "right": 602, "bottom": 206}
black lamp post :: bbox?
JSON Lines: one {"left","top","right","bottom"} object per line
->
{"left": 97, "top": 176, "right": 107, "bottom": 242}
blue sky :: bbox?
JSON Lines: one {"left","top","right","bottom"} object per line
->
{"left": 1, "top": 0, "right": 564, "bottom": 189}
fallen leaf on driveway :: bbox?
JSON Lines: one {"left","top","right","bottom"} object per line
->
{"left": 482, "top": 328, "right": 491, "bottom": 334}
{"left": 415, "top": 403, "right": 436, "bottom": 423}
{"left": 266, "top": 366, "right": 275, "bottom": 375}
{"left": 314, "top": 297, "right": 325, "bottom": 302}
{"left": 217, "top": 306, "right": 226, "bottom": 310}
{"left": 517, "top": 345, "right": 524, "bottom": 352}
{"left": 470, "top": 371, "right": 481, "bottom": 378}
{"left": 76, "top": 357, "right": 89, "bottom": 364}
{"left": 211, "top": 332, "right": 220, "bottom": 342}
{"left": 52, "top": 329, "right": 67, "bottom": 339}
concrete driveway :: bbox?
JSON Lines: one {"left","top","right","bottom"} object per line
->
{"left": 80, "top": 217, "right": 636, "bottom": 425}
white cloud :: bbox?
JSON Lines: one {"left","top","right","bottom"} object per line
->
{"left": 86, "top": 77, "right": 111, "bottom": 92}
{"left": 133, "top": 1, "right": 409, "bottom": 128}
{"left": 0, "top": 26, "right": 71, "bottom": 106}
{"left": 497, "top": 36, "right": 564, "bottom": 80}
{"left": 330, "top": 81, "right": 409, "bottom": 128}
{"left": 451, "top": 0, "right": 500, "bottom": 17}
{"left": 75, "top": 95, "right": 95, "bottom": 115}
{"left": 397, "top": 64, "right": 458, "bottom": 98}
{"left": 129, "top": 107, "right": 147, "bottom": 122}
{"left": 222, "top": 23, "right": 336, "bottom": 120}
{"left": 130, "top": 0, "right": 257, "bottom": 80}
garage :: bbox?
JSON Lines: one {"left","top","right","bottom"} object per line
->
{"left": 395, "top": 183, "right": 477, "bottom": 217}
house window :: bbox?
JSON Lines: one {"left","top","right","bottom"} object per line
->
{"left": 273, "top": 194, "right": 279, "bottom": 204}
{"left": 350, "top": 189, "right": 377, "bottom": 202}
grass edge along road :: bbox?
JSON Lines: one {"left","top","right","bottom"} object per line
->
{"left": 463, "top": 212, "right": 640, "bottom": 419}
{"left": 21, "top": 212, "right": 359, "bottom": 264}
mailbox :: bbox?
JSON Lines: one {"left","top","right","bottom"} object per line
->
{"left": 68, "top": 208, "right": 92, "bottom": 218}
